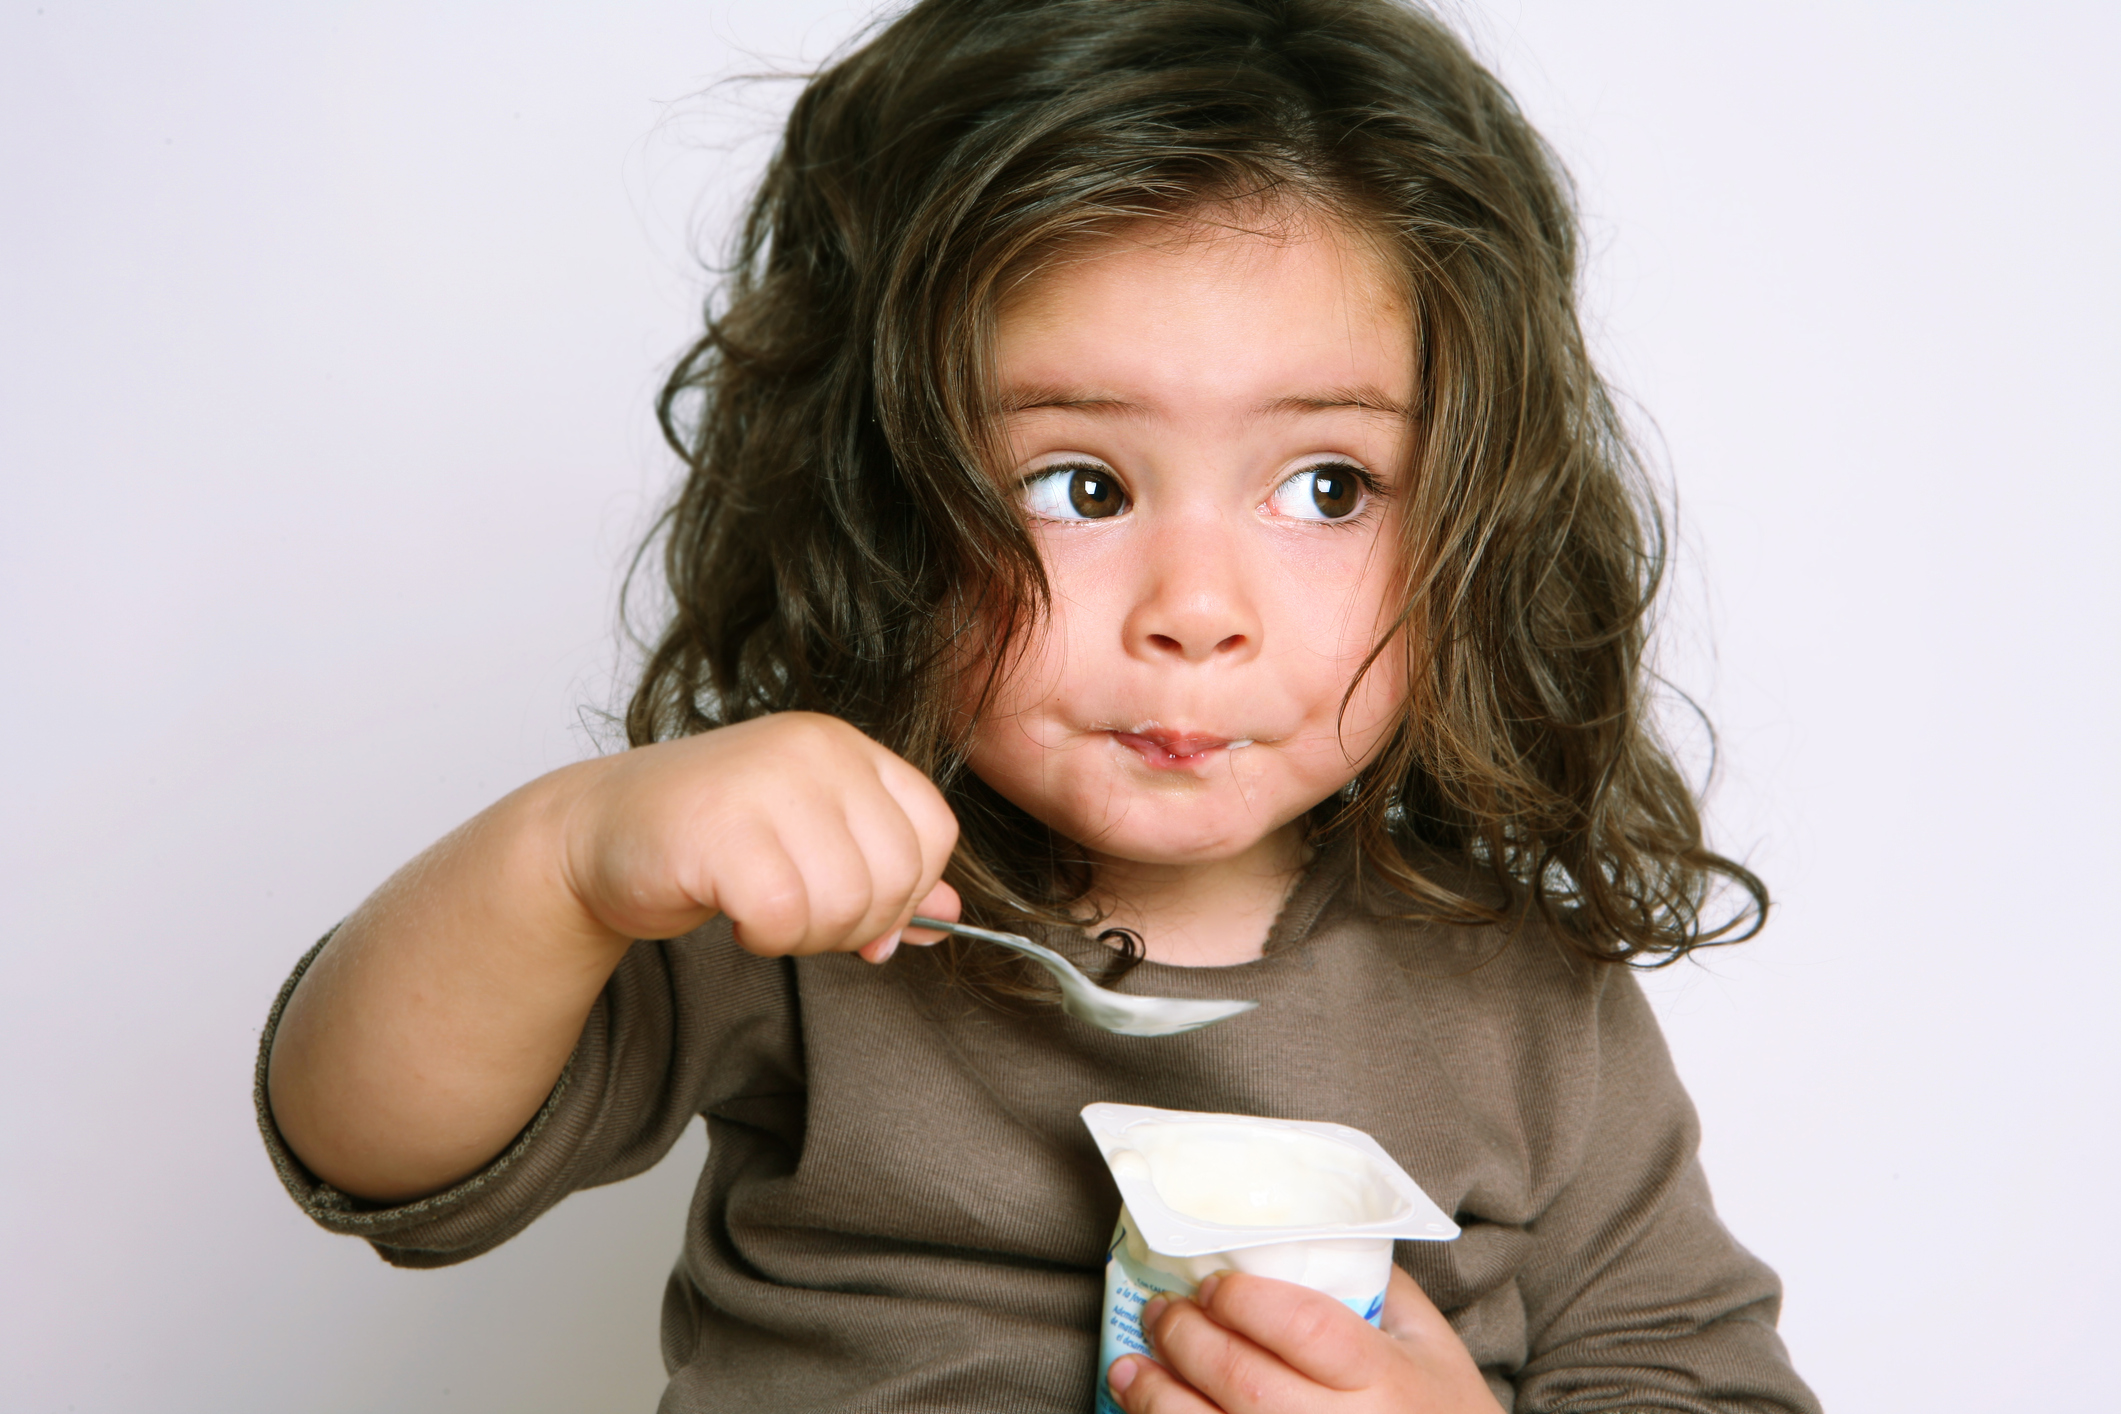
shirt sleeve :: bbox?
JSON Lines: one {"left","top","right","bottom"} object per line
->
{"left": 252, "top": 920, "right": 799, "bottom": 1269}
{"left": 1510, "top": 970, "right": 1820, "bottom": 1414}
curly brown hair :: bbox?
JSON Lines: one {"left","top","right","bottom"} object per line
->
{"left": 628, "top": 0, "right": 1765, "bottom": 993}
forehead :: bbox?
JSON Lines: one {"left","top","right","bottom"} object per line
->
{"left": 993, "top": 212, "right": 1414, "bottom": 422}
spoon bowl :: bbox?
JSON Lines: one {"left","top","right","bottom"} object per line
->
{"left": 908, "top": 916, "right": 1257, "bottom": 1038}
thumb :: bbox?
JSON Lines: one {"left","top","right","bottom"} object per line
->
{"left": 1380, "top": 1264, "right": 1454, "bottom": 1345}
{"left": 902, "top": 879, "right": 960, "bottom": 942}
{"left": 1378, "top": 1264, "right": 1504, "bottom": 1412}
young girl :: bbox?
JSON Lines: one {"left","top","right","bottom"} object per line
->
{"left": 257, "top": 1, "right": 1818, "bottom": 1410}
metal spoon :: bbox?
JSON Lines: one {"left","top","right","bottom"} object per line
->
{"left": 907, "top": 916, "right": 1258, "bottom": 1037}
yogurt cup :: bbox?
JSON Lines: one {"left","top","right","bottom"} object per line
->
{"left": 1082, "top": 1103, "right": 1459, "bottom": 1412}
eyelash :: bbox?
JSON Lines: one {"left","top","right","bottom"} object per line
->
{"left": 1273, "top": 462, "right": 1385, "bottom": 526}
{"left": 1019, "top": 462, "right": 1127, "bottom": 522}
{"left": 1017, "top": 461, "right": 1386, "bottom": 526}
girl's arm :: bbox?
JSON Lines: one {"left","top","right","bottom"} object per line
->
{"left": 265, "top": 713, "right": 959, "bottom": 1202}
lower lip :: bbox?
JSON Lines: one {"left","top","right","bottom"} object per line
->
{"left": 1111, "top": 733, "right": 1253, "bottom": 770}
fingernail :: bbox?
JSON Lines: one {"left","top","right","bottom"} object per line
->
{"left": 1195, "top": 1273, "right": 1222, "bottom": 1306}
{"left": 866, "top": 932, "right": 901, "bottom": 963}
{"left": 1141, "top": 1295, "right": 1168, "bottom": 1328}
{"left": 1108, "top": 1356, "right": 1140, "bottom": 1394}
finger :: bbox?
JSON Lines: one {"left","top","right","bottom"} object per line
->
{"left": 775, "top": 769, "right": 947, "bottom": 958}
{"left": 1107, "top": 1354, "right": 1222, "bottom": 1414}
{"left": 1377, "top": 1264, "right": 1491, "bottom": 1393}
{"left": 1146, "top": 1292, "right": 1317, "bottom": 1414}
{"left": 874, "top": 751, "right": 959, "bottom": 892}
{"left": 1380, "top": 1263, "right": 1454, "bottom": 1345}
{"left": 837, "top": 778, "right": 934, "bottom": 950}
{"left": 707, "top": 830, "right": 815, "bottom": 956}
{"left": 723, "top": 790, "right": 882, "bottom": 955}
{"left": 1193, "top": 1270, "right": 1385, "bottom": 1392}
{"left": 777, "top": 761, "right": 947, "bottom": 955}
{"left": 901, "top": 880, "right": 960, "bottom": 943}
{"left": 832, "top": 748, "right": 956, "bottom": 951}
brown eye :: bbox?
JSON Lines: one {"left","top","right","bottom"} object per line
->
{"left": 1309, "top": 469, "right": 1360, "bottom": 518}
{"left": 1069, "top": 469, "right": 1123, "bottom": 518}
{"left": 1269, "top": 464, "right": 1370, "bottom": 521}
{"left": 1022, "top": 464, "right": 1128, "bottom": 520}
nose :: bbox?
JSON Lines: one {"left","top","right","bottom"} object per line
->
{"left": 1120, "top": 513, "right": 1262, "bottom": 665}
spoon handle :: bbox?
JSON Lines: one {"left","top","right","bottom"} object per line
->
{"left": 908, "top": 915, "right": 1075, "bottom": 970}
{"left": 904, "top": 915, "right": 1257, "bottom": 1038}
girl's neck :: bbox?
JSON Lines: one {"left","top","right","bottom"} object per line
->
{"left": 1089, "top": 824, "right": 1309, "bottom": 968}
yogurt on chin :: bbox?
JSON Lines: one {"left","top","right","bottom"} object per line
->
{"left": 1082, "top": 1103, "right": 1459, "bottom": 1414}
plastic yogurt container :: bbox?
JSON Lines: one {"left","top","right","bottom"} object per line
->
{"left": 1082, "top": 1102, "right": 1459, "bottom": 1413}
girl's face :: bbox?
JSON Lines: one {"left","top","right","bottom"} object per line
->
{"left": 968, "top": 210, "right": 1415, "bottom": 874}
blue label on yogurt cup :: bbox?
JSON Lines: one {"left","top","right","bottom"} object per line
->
{"left": 1095, "top": 1216, "right": 1189, "bottom": 1413}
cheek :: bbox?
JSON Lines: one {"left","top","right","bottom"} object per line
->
{"left": 974, "top": 531, "right": 1109, "bottom": 702}
{"left": 1342, "top": 632, "right": 1410, "bottom": 756}
{"left": 945, "top": 576, "right": 1072, "bottom": 755}
{"left": 1300, "top": 541, "right": 1410, "bottom": 758}
{"left": 951, "top": 564, "right": 1120, "bottom": 826}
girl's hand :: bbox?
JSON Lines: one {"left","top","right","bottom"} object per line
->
{"left": 561, "top": 712, "right": 961, "bottom": 959}
{"left": 1108, "top": 1267, "right": 1503, "bottom": 1414}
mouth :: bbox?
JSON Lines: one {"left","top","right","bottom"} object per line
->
{"left": 1109, "top": 728, "right": 1257, "bottom": 770}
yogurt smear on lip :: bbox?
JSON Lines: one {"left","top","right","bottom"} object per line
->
{"left": 1110, "top": 728, "right": 1257, "bottom": 768}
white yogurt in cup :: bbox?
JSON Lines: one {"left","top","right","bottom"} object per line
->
{"left": 1082, "top": 1103, "right": 1459, "bottom": 1413}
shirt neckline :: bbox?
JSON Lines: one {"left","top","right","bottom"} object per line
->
{"left": 1042, "top": 834, "right": 1360, "bottom": 980}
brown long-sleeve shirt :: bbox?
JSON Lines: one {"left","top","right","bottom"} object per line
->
{"left": 256, "top": 845, "right": 1818, "bottom": 1412}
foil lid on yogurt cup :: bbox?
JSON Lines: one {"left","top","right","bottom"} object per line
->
{"left": 1081, "top": 1102, "right": 1460, "bottom": 1258}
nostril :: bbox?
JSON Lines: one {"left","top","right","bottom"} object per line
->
{"left": 1215, "top": 634, "right": 1246, "bottom": 654}
{"left": 1148, "top": 634, "right": 1183, "bottom": 654}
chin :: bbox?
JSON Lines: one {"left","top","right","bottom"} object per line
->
{"left": 1087, "top": 832, "right": 1262, "bottom": 868}
{"left": 1067, "top": 795, "right": 1304, "bottom": 867}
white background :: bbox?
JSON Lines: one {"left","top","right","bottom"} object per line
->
{"left": 3, "top": 2, "right": 2115, "bottom": 1409}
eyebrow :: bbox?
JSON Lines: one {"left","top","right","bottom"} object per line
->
{"left": 1258, "top": 386, "right": 1411, "bottom": 418}
{"left": 1001, "top": 384, "right": 1410, "bottom": 419}
{"left": 1001, "top": 387, "right": 1139, "bottom": 415}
